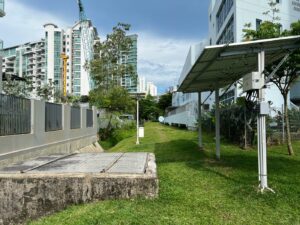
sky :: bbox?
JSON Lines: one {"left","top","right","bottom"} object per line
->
{"left": 0, "top": 0, "right": 210, "bottom": 94}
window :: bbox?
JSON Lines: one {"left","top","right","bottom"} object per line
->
{"left": 217, "top": 16, "right": 234, "bottom": 44}
{"left": 256, "top": 19, "right": 262, "bottom": 31}
{"left": 216, "top": 0, "right": 234, "bottom": 32}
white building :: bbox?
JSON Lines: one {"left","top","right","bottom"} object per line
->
{"left": 147, "top": 82, "right": 158, "bottom": 97}
{"left": 208, "top": 0, "right": 300, "bottom": 108}
{"left": 1, "top": 21, "right": 99, "bottom": 98}
{"left": 165, "top": 0, "right": 300, "bottom": 129}
{"left": 138, "top": 76, "right": 147, "bottom": 93}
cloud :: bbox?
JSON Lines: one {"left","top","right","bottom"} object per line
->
{"left": 137, "top": 32, "right": 205, "bottom": 93}
{"left": 0, "top": 0, "right": 71, "bottom": 47}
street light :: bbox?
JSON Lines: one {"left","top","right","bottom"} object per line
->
{"left": 135, "top": 92, "right": 144, "bottom": 145}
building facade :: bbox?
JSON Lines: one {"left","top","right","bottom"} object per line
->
{"left": 165, "top": 0, "right": 300, "bottom": 129}
{"left": 1, "top": 21, "right": 99, "bottom": 98}
{"left": 208, "top": 0, "right": 300, "bottom": 108}
{"left": 146, "top": 82, "right": 158, "bottom": 97}
{"left": 121, "top": 34, "right": 138, "bottom": 93}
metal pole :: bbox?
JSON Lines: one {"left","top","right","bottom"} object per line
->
{"left": 198, "top": 92, "right": 203, "bottom": 149}
{"left": 0, "top": 56, "right": 2, "bottom": 93}
{"left": 257, "top": 50, "right": 271, "bottom": 191}
{"left": 136, "top": 98, "right": 140, "bottom": 145}
{"left": 282, "top": 104, "right": 285, "bottom": 143}
{"left": 215, "top": 88, "right": 220, "bottom": 160}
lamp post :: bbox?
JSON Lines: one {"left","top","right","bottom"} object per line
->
{"left": 136, "top": 96, "right": 140, "bottom": 145}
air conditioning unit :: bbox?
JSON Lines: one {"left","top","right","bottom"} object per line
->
{"left": 243, "top": 72, "right": 264, "bottom": 92}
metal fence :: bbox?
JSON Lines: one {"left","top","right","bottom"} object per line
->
{"left": 0, "top": 94, "right": 31, "bottom": 136}
{"left": 71, "top": 106, "right": 81, "bottom": 129}
{"left": 86, "top": 109, "right": 93, "bottom": 127}
{"left": 45, "top": 102, "right": 62, "bottom": 132}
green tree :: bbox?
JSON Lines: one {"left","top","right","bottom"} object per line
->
{"left": 139, "top": 95, "right": 160, "bottom": 121}
{"left": 89, "top": 23, "right": 136, "bottom": 138}
{"left": 243, "top": 0, "right": 300, "bottom": 155}
{"left": 90, "top": 23, "right": 135, "bottom": 91}
{"left": 158, "top": 92, "right": 172, "bottom": 113}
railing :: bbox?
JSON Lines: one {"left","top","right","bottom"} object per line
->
{"left": 86, "top": 109, "right": 93, "bottom": 127}
{"left": 71, "top": 106, "right": 81, "bottom": 129}
{"left": 0, "top": 94, "right": 31, "bottom": 136}
{"left": 45, "top": 102, "right": 62, "bottom": 132}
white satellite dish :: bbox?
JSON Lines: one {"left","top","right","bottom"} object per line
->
{"left": 158, "top": 116, "right": 164, "bottom": 123}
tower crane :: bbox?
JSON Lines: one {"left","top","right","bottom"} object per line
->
{"left": 77, "top": 0, "right": 94, "bottom": 64}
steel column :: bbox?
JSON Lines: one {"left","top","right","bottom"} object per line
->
{"left": 257, "top": 50, "right": 272, "bottom": 191}
{"left": 198, "top": 92, "right": 203, "bottom": 149}
{"left": 215, "top": 88, "right": 220, "bottom": 160}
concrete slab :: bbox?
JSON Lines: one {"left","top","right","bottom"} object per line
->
{"left": 0, "top": 152, "right": 158, "bottom": 225}
{"left": 0, "top": 153, "right": 149, "bottom": 175}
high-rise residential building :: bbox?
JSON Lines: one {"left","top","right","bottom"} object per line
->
{"left": 121, "top": 34, "right": 138, "bottom": 93}
{"left": 44, "top": 23, "right": 64, "bottom": 93}
{"left": 1, "top": 21, "right": 99, "bottom": 98}
{"left": 147, "top": 82, "right": 158, "bottom": 97}
{"left": 1, "top": 40, "right": 46, "bottom": 97}
{"left": 138, "top": 76, "right": 147, "bottom": 93}
{"left": 65, "top": 21, "right": 98, "bottom": 96}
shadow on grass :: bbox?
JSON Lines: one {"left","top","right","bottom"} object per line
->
{"left": 154, "top": 139, "right": 300, "bottom": 187}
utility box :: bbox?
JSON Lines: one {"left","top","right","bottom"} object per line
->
{"left": 139, "top": 127, "right": 144, "bottom": 138}
{"left": 243, "top": 72, "right": 264, "bottom": 92}
{"left": 256, "top": 102, "right": 270, "bottom": 115}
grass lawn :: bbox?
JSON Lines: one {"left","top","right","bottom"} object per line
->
{"left": 30, "top": 122, "right": 300, "bottom": 225}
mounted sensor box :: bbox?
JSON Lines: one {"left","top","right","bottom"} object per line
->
{"left": 243, "top": 72, "right": 264, "bottom": 92}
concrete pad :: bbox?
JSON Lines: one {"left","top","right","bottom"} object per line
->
{"left": 0, "top": 152, "right": 158, "bottom": 225}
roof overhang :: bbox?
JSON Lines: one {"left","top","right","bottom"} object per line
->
{"left": 178, "top": 36, "right": 300, "bottom": 93}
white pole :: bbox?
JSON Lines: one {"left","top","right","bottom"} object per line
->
{"left": 136, "top": 98, "right": 140, "bottom": 145}
{"left": 257, "top": 50, "right": 271, "bottom": 191}
{"left": 215, "top": 88, "right": 220, "bottom": 160}
{"left": 282, "top": 104, "right": 285, "bottom": 143}
{"left": 198, "top": 92, "right": 203, "bottom": 149}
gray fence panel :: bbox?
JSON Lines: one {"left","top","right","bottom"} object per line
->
{"left": 71, "top": 107, "right": 81, "bottom": 129}
{"left": 45, "top": 102, "right": 62, "bottom": 132}
{"left": 86, "top": 109, "right": 93, "bottom": 127}
{"left": 0, "top": 94, "right": 31, "bottom": 136}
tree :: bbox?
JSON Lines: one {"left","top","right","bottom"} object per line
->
{"left": 89, "top": 23, "right": 137, "bottom": 137}
{"left": 139, "top": 95, "right": 160, "bottom": 121}
{"left": 90, "top": 23, "right": 136, "bottom": 92}
{"left": 2, "top": 74, "right": 33, "bottom": 98}
{"left": 243, "top": 0, "right": 300, "bottom": 155}
{"left": 158, "top": 92, "right": 172, "bottom": 113}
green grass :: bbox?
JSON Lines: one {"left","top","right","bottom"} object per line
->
{"left": 30, "top": 122, "right": 300, "bottom": 225}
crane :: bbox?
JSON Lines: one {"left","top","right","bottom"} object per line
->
{"left": 60, "top": 53, "right": 69, "bottom": 97}
{"left": 77, "top": 0, "right": 93, "bottom": 64}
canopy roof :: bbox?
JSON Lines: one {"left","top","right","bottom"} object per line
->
{"left": 178, "top": 36, "right": 300, "bottom": 93}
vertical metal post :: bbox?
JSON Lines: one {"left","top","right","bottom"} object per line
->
{"left": 136, "top": 98, "right": 140, "bottom": 145}
{"left": 257, "top": 50, "right": 271, "bottom": 191}
{"left": 198, "top": 92, "right": 203, "bottom": 149}
{"left": 282, "top": 104, "right": 285, "bottom": 143}
{"left": 0, "top": 55, "right": 2, "bottom": 93}
{"left": 215, "top": 88, "right": 220, "bottom": 160}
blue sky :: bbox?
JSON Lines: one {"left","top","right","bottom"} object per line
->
{"left": 0, "top": 0, "right": 210, "bottom": 93}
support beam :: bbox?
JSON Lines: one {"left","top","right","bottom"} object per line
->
{"left": 198, "top": 92, "right": 203, "bottom": 150}
{"left": 215, "top": 88, "right": 220, "bottom": 160}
